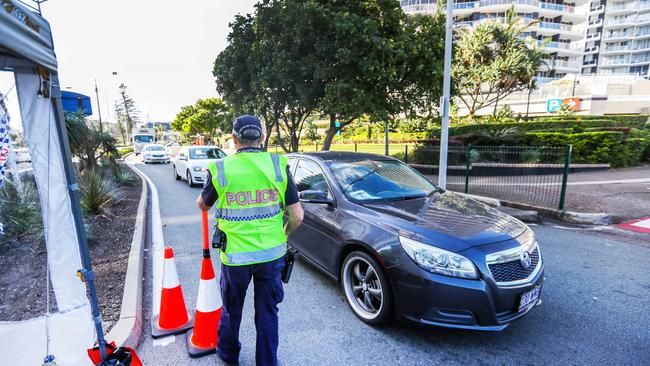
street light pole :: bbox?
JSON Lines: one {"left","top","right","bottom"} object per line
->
{"left": 438, "top": 0, "right": 454, "bottom": 189}
{"left": 94, "top": 78, "right": 103, "bottom": 132}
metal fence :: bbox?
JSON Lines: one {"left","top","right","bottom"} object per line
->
{"left": 269, "top": 143, "right": 572, "bottom": 210}
{"left": 402, "top": 145, "right": 572, "bottom": 210}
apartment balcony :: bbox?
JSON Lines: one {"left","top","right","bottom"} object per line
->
{"left": 402, "top": 3, "right": 437, "bottom": 14}
{"left": 404, "top": 0, "right": 586, "bottom": 19}
{"left": 607, "top": 2, "right": 640, "bottom": 14}
{"left": 600, "top": 58, "right": 631, "bottom": 67}
{"left": 630, "top": 55, "right": 650, "bottom": 65}
{"left": 589, "top": 4, "right": 605, "bottom": 14}
{"left": 583, "top": 59, "right": 598, "bottom": 66}
{"left": 586, "top": 32, "right": 601, "bottom": 41}
{"left": 587, "top": 18, "right": 603, "bottom": 28}
{"left": 532, "top": 21, "right": 583, "bottom": 39}
{"left": 584, "top": 45, "right": 600, "bottom": 54}
{"left": 604, "top": 31, "right": 636, "bottom": 42}
{"left": 604, "top": 17, "right": 638, "bottom": 29}
{"left": 537, "top": 40, "right": 584, "bottom": 56}
{"left": 629, "top": 43, "right": 650, "bottom": 53}
{"left": 553, "top": 60, "right": 581, "bottom": 72}
{"left": 602, "top": 45, "right": 630, "bottom": 54}
{"left": 638, "top": 15, "right": 650, "bottom": 26}
{"left": 636, "top": 29, "right": 650, "bottom": 39}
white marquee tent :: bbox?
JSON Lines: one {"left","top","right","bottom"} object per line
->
{"left": 0, "top": 1, "right": 105, "bottom": 364}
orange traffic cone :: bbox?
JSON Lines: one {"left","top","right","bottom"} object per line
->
{"left": 186, "top": 249, "right": 222, "bottom": 358}
{"left": 151, "top": 246, "right": 194, "bottom": 338}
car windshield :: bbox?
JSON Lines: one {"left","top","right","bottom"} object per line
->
{"left": 134, "top": 135, "right": 154, "bottom": 143}
{"left": 189, "top": 147, "right": 225, "bottom": 160}
{"left": 328, "top": 159, "right": 435, "bottom": 202}
{"left": 146, "top": 145, "right": 166, "bottom": 151}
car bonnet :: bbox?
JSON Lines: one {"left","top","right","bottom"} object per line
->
{"left": 359, "top": 191, "right": 527, "bottom": 251}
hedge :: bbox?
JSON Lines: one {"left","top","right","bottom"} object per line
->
{"left": 117, "top": 146, "right": 134, "bottom": 157}
{"left": 533, "top": 114, "right": 649, "bottom": 125}
{"left": 524, "top": 131, "right": 649, "bottom": 168}
{"left": 429, "top": 118, "right": 649, "bottom": 137}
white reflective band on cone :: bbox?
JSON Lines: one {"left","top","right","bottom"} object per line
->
{"left": 162, "top": 257, "right": 180, "bottom": 288}
{"left": 196, "top": 277, "right": 221, "bottom": 312}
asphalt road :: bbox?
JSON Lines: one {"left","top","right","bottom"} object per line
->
{"left": 130, "top": 155, "right": 650, "bottom": 366}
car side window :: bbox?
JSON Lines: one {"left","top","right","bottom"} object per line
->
{"left": 287, "top": 157, "right": 296, "bottom": 174}
{"left": 294, "top": 159, "right": 331, "bottom": 198}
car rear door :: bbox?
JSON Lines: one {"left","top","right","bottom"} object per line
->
{"left": 288, "top": 158, "right": 341, "bottom": 274}
{"left": 177, "top": 147, "right": 188, "bottom": 175}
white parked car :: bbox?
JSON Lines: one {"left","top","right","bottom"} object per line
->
{"left": 14, "top": 147, "right": 31, "bottom": 163}
{"left": 141, "top": 144, "right": 170, "bottom": 164}
{"left": 173, "top": 146, "right": 227, "bottom": 187}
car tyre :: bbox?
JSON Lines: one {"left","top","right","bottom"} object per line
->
{"left": 173, "top": 165, "right": 181, "bottom": 180}
{"left": 187, "top": 170, "right": 194, "bottom": 187}
{"left": 341, "top": 251, "right": 392, "bottom": 325}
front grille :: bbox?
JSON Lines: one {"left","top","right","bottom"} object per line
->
{"left": 488, "top": 247, "right": 539, "bottom": 283}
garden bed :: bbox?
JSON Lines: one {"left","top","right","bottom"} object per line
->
{"left": 0, "top": 173, "right": 142, "bottom": 333}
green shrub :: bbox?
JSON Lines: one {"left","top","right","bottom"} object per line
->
{"left": 0, "top": 180, "right": 43, "bottom": 243}
{"left": 79, "top": 169, "right": 123, "bottom": 215}
{"left": 521, "top": 148, "right": 542, "bottom": 163}
{"left": 524, "top": 131, "right": 649, "bottom": 168}
{"left": 435, "top": 117, "right": 647, "bottom": 137}
{"left": 117, "top": 146, "right": 134, "bottom": 157}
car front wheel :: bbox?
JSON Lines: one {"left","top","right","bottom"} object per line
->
{"left": 187, "top": 170, "right": 194, "bottom": 187}
{"left": 341, "top": 251, "right": 392, "bottom": 325}
{"left": 173, "top": 165, "right": 181, "bottom": 180}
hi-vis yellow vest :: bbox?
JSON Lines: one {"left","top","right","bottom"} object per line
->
{"left": 208, "top": 152, "right": 288, "bottom": 266}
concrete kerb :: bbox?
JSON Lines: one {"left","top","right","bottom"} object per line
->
{"left": 500, "top": 200, "right": 612, "bottom": 226}
{"left": 104, "top": 157, "right": 147, "bottom": 348}
{"left": 453, "top": 191, "right": 610, "bottom": 225}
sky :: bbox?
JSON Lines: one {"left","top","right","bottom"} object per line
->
{"left": 33, "top": 0, "right": 258, "bottom": 123}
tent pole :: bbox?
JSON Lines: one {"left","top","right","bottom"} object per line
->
{"left": 50, "top": 81, "right": 108, "bottom": 361}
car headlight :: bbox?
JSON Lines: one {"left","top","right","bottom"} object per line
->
{"left": 192, "top": 166, "right": 203, "bottom": 172}
{"left": 399, "top": 236, "right": 478, "bottom": 279}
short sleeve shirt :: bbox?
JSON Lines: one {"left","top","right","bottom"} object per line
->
{"left": 201, "top": 148, "right": 299, "bottom": 207}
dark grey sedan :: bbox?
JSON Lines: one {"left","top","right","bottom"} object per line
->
{"left": 285, "top": 152, "right": 543, "bottom": 330}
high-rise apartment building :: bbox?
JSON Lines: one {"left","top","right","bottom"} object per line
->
{"left": 590, "top": 0, "right": 650, "bottom": 76}
{"left": 400, "top": 0, "right": 650, "bottom": 79}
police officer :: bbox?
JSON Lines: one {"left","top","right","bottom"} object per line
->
{"left": 197, "top": 115, "right": 303, "bottom": 366}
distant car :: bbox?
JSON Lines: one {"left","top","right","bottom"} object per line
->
{"left": 173, "top": 146, "right": 227, "bottom": 187}
{"left": 141, "top": 144, "right": 170, "bottom": 164}
{"left": 284, "top": 152, "right": 543, "bottom": 329}
{"left": 14, "top": 147, "right": 31, "bottom": 163}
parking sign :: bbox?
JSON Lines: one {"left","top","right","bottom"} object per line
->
{"left": 546, "top": 98, "right": 563, "bottom": 113}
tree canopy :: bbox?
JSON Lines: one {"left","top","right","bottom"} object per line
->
{"left": 213, "top": 0, "right": 446, "bottom": 151}
{"left": 171, "top": 98, "right": 233, "bottom": 142}
{"left": 452, "top": 7, "right": 545, "bottom": 117}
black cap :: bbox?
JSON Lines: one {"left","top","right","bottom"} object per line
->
{"left": 232, "top": 115, "right": 263, "bottom": 141}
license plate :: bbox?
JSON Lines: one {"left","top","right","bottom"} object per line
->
{"left": 518, "top": 286, "right": 541, "bottom": 312}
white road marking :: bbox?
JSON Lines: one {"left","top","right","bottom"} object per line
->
{"left": 631, "top": 219, "right": 650, "bottom": 229}
{"left": 153, "top": 335, "right": 175, "bottom": 347}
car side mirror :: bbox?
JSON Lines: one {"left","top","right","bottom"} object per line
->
{"left": 299, "top": 190, "right": 334, "bottom": 205}
{"left": 179, "top": 154, "right": 187, "bottom": 161}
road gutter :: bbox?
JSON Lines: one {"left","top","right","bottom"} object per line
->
{"left": 125, "top": 155, "right": 166, "bottom": 328}
{"left": 104, "top": 158, "right": 148, "bottom": 347}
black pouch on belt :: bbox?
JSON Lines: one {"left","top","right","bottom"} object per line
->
{"left": 211, "top": 225, "right": 227, "bottom": 252}
{"left": 281, "top": 248, "right": 297, "bottom": 284}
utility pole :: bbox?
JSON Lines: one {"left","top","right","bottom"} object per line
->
{"left": 94, "top": 79, "right": 103, "bottom": 132}
{"left": 438, "top": 0, "right": 454, "bottom": 189}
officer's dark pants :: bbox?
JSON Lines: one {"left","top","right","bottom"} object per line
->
{"left": 217, "top": 257, "right": 285, "bottom": 366}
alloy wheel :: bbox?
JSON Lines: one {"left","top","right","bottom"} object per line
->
{"left": 342, "top": 255, "right": 384, "bottom": 320}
